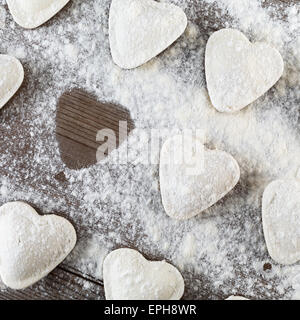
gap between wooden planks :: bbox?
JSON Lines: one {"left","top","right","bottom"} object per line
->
{"left": 0, "top": 266, "right": 105, "bottom": 300}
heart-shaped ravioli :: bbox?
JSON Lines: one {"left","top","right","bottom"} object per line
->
{"left": 226, "top": 296, "right": 249, "bottom": 300}
{"left": 7, "top": 0, "right": 70, "bottom": 29}
{"left": 262, "top": 180, "right": 300, "bottom": 265}
{"left": 205, "top": 29, "right": 284, "bottom": 113}
{"left": 103, "top": 248, "right": 184, "bottom": 300}
{"left": 0, "top": 55, "right": 24, "bottom": 109}
{"left": 109, "top": 0, "right": 187, "bottom": 69}
{"left": 160, "top": 135, "right": 240, "bottom": 220}
{"left": 0, "top": 201, "right": 76, "bottom": 289}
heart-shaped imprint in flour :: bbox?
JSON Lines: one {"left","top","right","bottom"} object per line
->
{"left": 0, "top": 202, "right": 76, "bottom": 289}
{"left": 109, "top": 0, "right": 187, "bottom": 69}
{"left": 7, "top": 0, "right": 70, "bottom": 29}
{"left": 262, "top": 180, "right": 300, "bottom": 265}
{"left": 103, "top": 248, "right": 184, "bottom": 300}
{"left": 205, "top": 29, "right": 284, "bottom": 113}
{"left": 56, "top": 89, "right": 135, "bottom": 170}
{"left": 160, "top": 135, "right": 240, "bottom": 220}
{"left": 0, "top": 55, "right": 24, "bottom": 109}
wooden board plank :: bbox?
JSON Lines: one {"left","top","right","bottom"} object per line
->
{"left": 0, "top": 267, "right": 105, "bottom": 300}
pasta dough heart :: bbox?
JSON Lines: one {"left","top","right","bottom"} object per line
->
{"left": 262, "top": 180, "right": 300, "bottom": 265}
{"left": 103, "top": 248, "right": 184, "bottom": 300}
{"left": 226, "top": 295, "right": 249, "bottom": 300}
{"left": 205, "top": 29, "right": 284, "bottom": 113}
{"left": 160, "top": 135, "right": 240, "bottom": 220}
{"left": 7, "top": 0, "right": 70, "bottom": 29}
{"left": 0, "top": 201, "right": 77, "bottom": 289}
{"left": 0, "top": 55, "right": 24, "bottom": 109}
{"left": 109, "top": 0, "right": 187, "bottom": 69}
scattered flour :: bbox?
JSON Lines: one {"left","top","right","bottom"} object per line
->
{"left": 0, "top": 0, "right": 300, "bottom": 299}
{"left": 63, "top": 43, "right": 79, "bottom": 63}
{"left": 6, "top": 46, "right": 27, "bottom": 59}
{"left": 67, "top": 235, "right": 111, "bottom": 280}
{"left": 0, "top": 5, "right": 5, "bottom": 28}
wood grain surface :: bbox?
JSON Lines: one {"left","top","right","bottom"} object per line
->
{"left": 0, "top": 0, "right": 297, "bottom": 300}
{"left": 0, "top": 267, "right": 105, "bottom": 300}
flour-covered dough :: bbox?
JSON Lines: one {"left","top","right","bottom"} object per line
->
{"left": 7, "top": 0, "right": 70, "bottom": 29}
{"left": 0, "top": 201, "right": 77, "bottom": 289}
{"left": 103, "top": 248, "right": 184, "bottom": 300}
{"left": 109, "top": 0, "right": 187, "bottom": 69}
{"left": 226, "top": 295, "right": 249, "bottom": 300}
{"left": 262, "top": 180, "right": 300, "bottom": 265}
{"left": 160, "top": 135, "right": 240, "bottom": 220}
{"left": 0, "top": 55, "right": 24, "bottom": 109}
{"left": 205, "top": 29, "right": 284, "bottom": 112}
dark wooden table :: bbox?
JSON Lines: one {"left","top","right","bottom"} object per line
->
{"left": 0, "top": 0, "right": 297, "bottom": 300}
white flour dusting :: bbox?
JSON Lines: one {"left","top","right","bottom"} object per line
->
{"left": 0, "top": 5, "right": 5, "bottom": 28}
{"left": 0, "top": 0, "right": 300, "bottom": 299}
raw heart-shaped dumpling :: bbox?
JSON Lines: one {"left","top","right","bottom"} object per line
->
{"left": 262, "top": 180, "right": 300, "bottom": 265}
{"left": 226, "top": 295, "right": 249, "bottom": 300}
{"left": 160, "top": 135, "right": 240, "bottom": 220}
{"left": 7, "top": 0, "right": 70, "bottom": 29}
{"left": 103, "top": 248, "right": 184, "bottom": 300}
{"left": 205, "top": 29, "right": 284, "bottom": 113}
{"left": 109, "top": 0, "right": 187, "bottom": 69}
{"left": 0, "top": 201, "right": 77, "bottom": 289}
{"left": 0, "top": 55, "right": 24, "bottom": 109}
